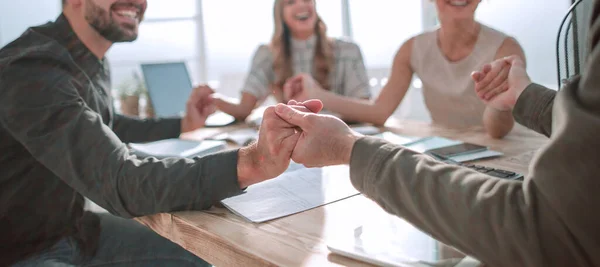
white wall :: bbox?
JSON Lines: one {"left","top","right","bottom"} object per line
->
{"left": 0, "top": 0, "right": 62, "bottom": 46}
{"left": 475, "top": 0, "right": 572, "bottom": 89}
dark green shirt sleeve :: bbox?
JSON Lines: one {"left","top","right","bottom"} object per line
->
{"left": 0, "top": 62, "right": 243, "bottom": 218}
{"left": 512, "top": 83, "right": 557, "bottom": 137}
{"left": 112, "top": 114, "right": 181, "bottom": 143}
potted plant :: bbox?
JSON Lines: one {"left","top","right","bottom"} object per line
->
{"left": 117, "top": 76, "right": 141, "bottom": 117}
{"left": 132, "top": 72, "right": 155, "bottom": 118}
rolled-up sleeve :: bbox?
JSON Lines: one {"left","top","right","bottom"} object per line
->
{"left": 512, "top": 83, "right": 556, "bottom": 137}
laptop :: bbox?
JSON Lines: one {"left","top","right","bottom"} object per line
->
{"left": 140, "top": 62, "right": 235, "bottom": 127}
{"left": 327, "top": 207, "right": 444, "bottom": 267}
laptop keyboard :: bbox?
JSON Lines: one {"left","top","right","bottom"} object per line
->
{"left": 427, "top": 152, "right": 524, "bottom": 181}
{"left": 458, "top": 163, "right": 523, "bottom": 181}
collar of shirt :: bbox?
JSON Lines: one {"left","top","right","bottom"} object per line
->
{"left": 290, "top": 35, "right": 317, "bottom": 52}
{"left": 52, "top": 13, "right": 105, "bottom": 78}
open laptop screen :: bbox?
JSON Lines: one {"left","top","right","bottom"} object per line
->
{"left": 141, "top": 62, "right": 192, "bottom": 118}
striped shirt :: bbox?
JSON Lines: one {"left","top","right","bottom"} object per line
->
{"left": 242, "top": 35, "right": 371, "bottom": 101}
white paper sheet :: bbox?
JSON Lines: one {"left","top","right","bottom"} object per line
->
{"left": 212, "top": 128, "right": 258, "bottom": 146}
{"left": 405, "top": 137, "right": 464, "bottom": 153}
{"left": 221, "top": 165, "right": 359, "bottom": 223}
{"left": 375, "top": 132, "right": 432, "bottom": 146}
{"left": 205, "top": 111, "right": 236, "bottom": 127}
{"left": 129, "top": 139, "right": 227, "bottom": 159}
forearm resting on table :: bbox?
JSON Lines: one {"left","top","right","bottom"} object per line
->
{"left": 348, "top": 137, "right": 570, "bottom": 266}
{"left": 483, "top": 107, "right": 514, "bottom": 138}
{"left": 318, "top": 90, "right": 391, "bottom": 125}
{"left": 214, "top": 94, "right": 255, "bottom": 121}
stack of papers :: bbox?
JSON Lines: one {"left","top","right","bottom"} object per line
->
{"left": 129, "top": 139, "right": 228, "bottom": 159}
{"left": 375, "top": 132, "right": 431, "bottom": 146}
{"left": 404, "top": 136, "right": 463, "bottom": 153}
{"left": 221, "top": 165, "right": 359, "bottom": 223}
{"left": 211, "top": 128, "right": 258, "bottom": 146}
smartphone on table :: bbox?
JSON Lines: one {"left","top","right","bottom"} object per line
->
{"left": 425, "top": 143, "right": 487, "bottom": 158}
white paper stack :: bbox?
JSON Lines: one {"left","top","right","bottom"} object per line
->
{"left": 221, "top": 165, "right": 359, "bottom": 223}
{"left": 129, "top": 139, "right": 228, "bottom": 159}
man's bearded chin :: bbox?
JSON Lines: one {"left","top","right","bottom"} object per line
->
{"left": 92, "top": 21, "right": 139, "bottom": 43}
{"left": 84, "top": 1, "right": 140, "bottom": 43}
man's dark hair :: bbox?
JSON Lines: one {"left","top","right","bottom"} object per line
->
{"left": 62, "top": 0, "right": 66, "bottom": 7}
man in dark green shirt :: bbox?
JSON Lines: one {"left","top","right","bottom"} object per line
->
{"left": 0, "top": 0, "right": 318, "bottom": 266}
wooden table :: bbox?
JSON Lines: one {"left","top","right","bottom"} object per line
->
{"left": 137, "top": 120, "right": 548, "bottom": 267}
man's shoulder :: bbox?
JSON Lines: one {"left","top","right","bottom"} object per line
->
{"left": 0, "top": 25, "right": 71, "bottom": 75}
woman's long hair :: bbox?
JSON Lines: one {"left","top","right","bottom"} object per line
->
{"left": 270, "top": 0, "right": 334, "bottom": 90}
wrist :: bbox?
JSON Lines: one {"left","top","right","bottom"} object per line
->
{"left": 180, "top": 116, "right": 190, "bottom": 133}
{"left": 237, "top": 143, "right": 261, "bottom": 188}
{"left": 211, "top": 95, "right": 225, "bottom": 109}
{"left": 340, "top": 131, "right": 362, "bottom": 164}
{"left": 515, "top": 80, "right": 533, "bottom": 102}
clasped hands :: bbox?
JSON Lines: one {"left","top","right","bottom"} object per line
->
{"left": 237, "top": 99, "right": 361, "bottom": 188}
{"left": 184, "top": 55, "right": 532, "bottom": 188}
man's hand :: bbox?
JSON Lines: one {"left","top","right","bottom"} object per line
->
{"left": 181, "top": 85, "right": 216, "bottom": 133}
{"left": 472, "top": 55, "right": 532, "bottom": 111}
{"left": 275, "top": 100, "right": 362, "bottom": 168}
{"left": 237, "top": 100, "right": 324, "bottom": 188}
{"left": 283, "top": 74, "right": 322, "bottom": 102}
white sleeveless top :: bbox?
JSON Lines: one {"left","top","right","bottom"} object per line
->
{"left": 410, "top": 24, "right": 508, "bottom": 128}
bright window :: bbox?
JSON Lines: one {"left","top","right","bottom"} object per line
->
{"left": 144, "top": 0, "right": 198, "bottom": 19}
{"left": 202, "top": 0, "right": 343, "bottom": 96}
{"left": 349, "top": 0, "right": 423, "bottom": 68}
{"left": 476, "top": 0, "right": 571, "bottom": 88}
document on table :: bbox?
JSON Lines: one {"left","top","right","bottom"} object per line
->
{"left": 211, "top": 128, "right": 258, "bottom": 146}
{"left": 405, "top": 136, "right": 464, "bottom": 153}
{"left": 129, "top": 139, "right": 227, "bottom": 159}
{"left": 374, "top": 132, "right": 431, "bottom": 146}
{"left": 221, "top": 165, "right": 359, "bottom": 223}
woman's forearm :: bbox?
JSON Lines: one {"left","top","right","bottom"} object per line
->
{"left": 316, "top": 89, "right": 391, "bottom": 125}
{"left": 214, "top": 94, "right": 256, "bottom": 121}
{"left": 483, "top": 106, "right": 514, "bottom": 139}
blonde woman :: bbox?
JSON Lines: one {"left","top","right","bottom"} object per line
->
{"left": 287, "top": 0, "right": 525, "bottom": 138}
{"left": 212, "top": 0, "right": 370, "bottom": 121}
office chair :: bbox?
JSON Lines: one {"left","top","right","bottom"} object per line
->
{"left": 556, "top": 0, "right": 587, "bottom": 90}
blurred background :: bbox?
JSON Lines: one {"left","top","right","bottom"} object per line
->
{"left": 0, "top": 0, "right": 574, "bottom": 121}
